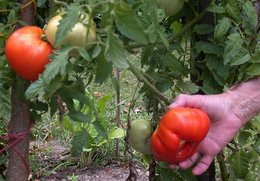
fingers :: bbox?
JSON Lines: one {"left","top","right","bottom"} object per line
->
{"left": 192, "top": 155, "right": 214, "bottom": 175}
{"left": 168, "top": 94, "right": 189, "bottom": 108}
{"left": 169, "top": 94, "right": 204, "bottom": 109}
{"left": 178, "top": 152, "right": 200, "bottom": 169}
{"left": 169, "top": 153, "right": 214, "bottom": 176}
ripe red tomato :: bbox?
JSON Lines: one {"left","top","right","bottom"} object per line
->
{"left": 5, "top": 26, "right": 53, "bottom": 81}
{"left": 151, "top": 107, "right": 210, "bottom": 163}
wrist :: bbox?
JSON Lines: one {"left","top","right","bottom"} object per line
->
{"left": 224, "top": 77, "right": 260, "bottom": 125}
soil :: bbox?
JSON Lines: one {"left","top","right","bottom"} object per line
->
{"left": 30, "top": 140, "right": 149, "bottom": 181}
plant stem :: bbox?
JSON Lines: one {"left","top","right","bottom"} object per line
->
{"left": 128, "top": 63, "right": 171, "bottom": 105}
{"left": 217, "top": 152, "right": 229, "bottom": 181}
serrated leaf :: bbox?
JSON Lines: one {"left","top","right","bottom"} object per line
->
{"left": 0, "top": 87, "right": 10, "bottom": 120}
{"left": 225, "top": 1, "right": 242, "bottom": 23}
{"left": 105, "top": 31, "right": 129, "bottom": 69}
{"left": 157, "top": 26, "right": 169, "bottom": 48}
{"left": 108, "top": 128, "right": 125, "bottom": 139}
{"left": 177, "top": 81, "right": 199, "bottom": 94}
{"left": 171, "top": 21, "right": 182, "bottom": 34}
{"left": 43, "top": 47, "right": 70, "bottom": 84}
{"left": 193, "top": 24, "right": 214, "bottom": 35}
{"left": 25, "top": 78, "right": 46, "bottom": 100}
{"left": 244, "top": 63, "right": 260, "bottom": 76}
{"left": 71, "top": 130, "right": 92, "bottom": 156}
{"left": 242, "top": 1, "right": 258, "bottom": 35}
{"left": 207, "top": 4, "right": 225, "bottom": 13}
{"left": 92, "top": 120, "right": 107, "bottom": 138}
{"left": 214, "top": 17, "right": 231, "bottom": 41}
{"left": 114, "top": 2, "right": 147, "bottom": 44}
{"left": 68, "top": 110, "right": 92, "bottom": 123}
{"left": 95, "top": 50, "right": 113, "bottom": 84}
{"left": 231, "top": 150, "right": 249, "bottom": 179}
{"left": 196, "top": 41, "right": 223, "bottom": 55}
{"left": 224, "top": 33, "right": 251, "bottom": 66}
{"left": 55, "top": 6, "right": 79, "bottom": 46}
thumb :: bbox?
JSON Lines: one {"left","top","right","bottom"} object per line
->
{"left": 169, "top": 94, "right": 204, "bottom": 109}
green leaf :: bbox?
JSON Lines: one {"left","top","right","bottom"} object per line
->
{"left": 214, "top": 17, "right": 231, "bottom": 41}
{"left": 55, "top": 6, "right": 79, "bottom": 47}
{"left": 177, "top": 81, "right": 199, "bottom": 94}
{"left": 105, "top": 31, "right": 129, "bottom": 69}
{"left": 108, "top": 128, "right": 125, "bottom": 139}
{"left": 95, "top": 50, "right": 113, "bottom": 84}
{"left": 242, "top": 1, "right": 258, "bottom": 35}
{"left": 244, "top": 63, "right": 260, "bottom": 76}
{"left": 37, "top": 0, "right": 47, "bottom": 7}
{"left": 25, "top": 78, "right": 46, "bottom": 100}
{"left": 0, "top": 87, "right": 10, "bottom": 120}
{"left": 114, "top": 2, "right": 148, "bottom": 44}
{"left": 92, "top": 120, "right": 107, "bottom": 139}
{"left": 206, "top": 54, "right": 230, "bottom": 85}
{"left": 71, "top": 130, "right": 92, "bottom": 156}
{"left": 157, "top": 26, "right": 169, "bottom": 48}
{"left": 171, "top": 21, "right": 182, "bottom": 34}
{"left": 207, "top": 4, "right": 225, "bottom": 13}
{"left": 68, "top": 110, "right": 92, "bottom": 123}
{"left": 97, "top": 95, "right": 113, "bottom": 112}
{"left": 196, "top": 41, "right": 223, "bottom": 55}
{"left": 224, "top": 33, "right": 250, "bottom": 66}
{"left": 193, "top": 24, "right": 214, "bottom": 35}
{"left": 43, "top": 47, "right": 70, "bottom": 84}
{"left": 225, "top": 1, "right": 242, "bottom": 23}
{"left": 237, "top": 130, "right": 251, "bottom": 145}
{"left": 231, "top": 150, "right": 249, "bottom": 179}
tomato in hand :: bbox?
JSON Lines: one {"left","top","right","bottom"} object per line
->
{"left": 151, "top": 108, "right": 210, "bottom": 163}
{"left": 157, "top": 0, "right": 185, "bottom": 16}
{"left": 128, "top": 119, "right": 152, "bottom": 155}
{"left": 5, "top": 26, "right": 53, "bottom": 81}
{"left": 44, "top": 14, "right": 96, "bottom": 51}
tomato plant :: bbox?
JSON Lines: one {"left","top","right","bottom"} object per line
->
{"left": 1, "top": 0, "right": 260, "bottom": 180}
{"left": 128, "top": 119, "right": 152, "bottom": 155}
{"left": 151, "top": 108, "right": 210, "bottom": 163}
{"left": 157, "top": 0, "right": 185, "bottom": 16}
{"left": 44, "top": 14, "right": 96, "bottom": 51}
{"left": 5, "top": 26, "right": 53, "bottom": 81}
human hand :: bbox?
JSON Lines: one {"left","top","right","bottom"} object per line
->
{"left": 168, "top": 93, "right": 245, "bottom": 175}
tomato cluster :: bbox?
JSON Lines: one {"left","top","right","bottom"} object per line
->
{"left": 129, "top": 108, "right": 210, "bottom": 163}
{"left": 4, "top": 13, "right": 96, "bottom": 81}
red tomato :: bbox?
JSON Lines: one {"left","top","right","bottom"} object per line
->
{"left": 151, "top": 107, "right": 210, "bottom": 163}
{"left": 5, "top": 26, "right": 53, "bottom": 81}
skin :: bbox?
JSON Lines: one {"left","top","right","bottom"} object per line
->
{"left": 168, "top": 76, "right": 260, "bottom": 175}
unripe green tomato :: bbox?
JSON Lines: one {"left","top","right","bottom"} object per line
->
{"left": 44, "top": 14, "right": 96, "bottom": 50}
{"left": 158, "top": 0, "right": 185, "bottom": 16}
{"left": 128, "top": 119, "right": 152, "bottom": 155}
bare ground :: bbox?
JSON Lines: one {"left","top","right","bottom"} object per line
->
{"left": 30, "top": 140, "right": 149, "bottom": 181}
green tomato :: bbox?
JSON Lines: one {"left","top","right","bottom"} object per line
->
{"left": 128, "top": 119, "right": 152, "bottom": 155}
{"left": 44, "top": 14, "right": 96, "bottom": 50}
{"left": 158, "top": 0, "right": 185, "bottom": 16}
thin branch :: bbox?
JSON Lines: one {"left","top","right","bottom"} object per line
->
{"left": 128, "top": 62, "right": 171, "bottom": 105}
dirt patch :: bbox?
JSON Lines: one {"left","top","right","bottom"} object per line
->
{"left": 30, "top": 140, "right": 149, "bottom": 181}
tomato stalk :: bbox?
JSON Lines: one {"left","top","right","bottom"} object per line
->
{"left": 128, "top": 62, "right": 171, "bottom": 106}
